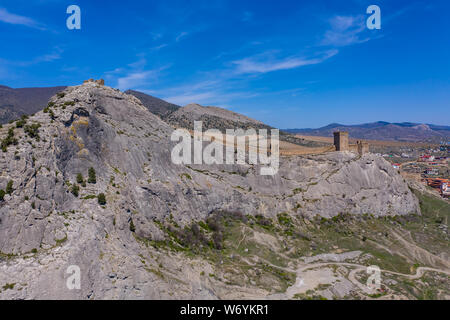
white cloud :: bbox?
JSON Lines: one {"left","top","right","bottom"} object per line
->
{"left": 105, "top": 58, "right": 170, "bottom": 90}
{"left": 163, "top": 92, "right": 217, "bottom": 105}
{"left": 0, "top": 7, "right": 44, "bottom": 30}
{"left": 117, "top": 70, "right": 159, "bottom": 91}
{"left": 0, "top": 47, "right": 63, "bottom": 67}
{"left": 232, "top": 50, "right": 338, "bottom": 74}
{"left": 322, "top": 15, "right": 368, "bottom": 47}
{"left": 151, "top": 44, "right": 168, "bottom": 51}
{"left": 175, "top": 32, "right": 188, "bottom": 42}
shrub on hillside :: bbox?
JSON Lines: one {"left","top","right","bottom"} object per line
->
{"left": 71, "top": 184, "right": 80, "bottom": 197}
{"left": 88, "top": 167, "right": 97, "bottom": 184}
{"left": 97, "top": 193, "right": 106, "bottom": 205}
{"left": 6, "top": 180, "right": 14, "bottom": 195}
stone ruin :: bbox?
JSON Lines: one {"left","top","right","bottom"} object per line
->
{"left": 83, "top": 78, "right": 105, "bottom": 85}
{"left": 334, "top": 131, "right": 369, "bottom": 156}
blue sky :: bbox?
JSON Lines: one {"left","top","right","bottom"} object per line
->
{"left": 0, "top": 0, "right": 449, "bottom": 128}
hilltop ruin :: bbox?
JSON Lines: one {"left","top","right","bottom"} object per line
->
{"left": 334, "top": 131, "right": 369, "bottom": 155}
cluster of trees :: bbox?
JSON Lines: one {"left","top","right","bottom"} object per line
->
{"left": 24, "top": 123, "right": 41, "bottom": 141}
{"left": 1, "top": 128, "right": 18, "bottom": 152}
{"left": 166, "top": 210, "right": 247, "bottom": 251}
{"left": 71, "top": 168, "right": 105, "bottom": 205}
{"left": 0, "top": 180, "right": 14, "bottom": 201}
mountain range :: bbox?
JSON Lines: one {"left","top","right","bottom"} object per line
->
{"left": 0, "top": 85, "right": 67, "bottom": 124}
{"left": 1, "top": 85, "right": 448, "bottom": 143}
{"left": 285, "top": 122, "right": 450, "bottom": 143}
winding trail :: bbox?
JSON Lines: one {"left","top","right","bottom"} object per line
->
{"left": 286, "top": 261, "right": 450, "bottom": 297}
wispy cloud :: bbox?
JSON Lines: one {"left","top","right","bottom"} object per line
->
{"left": 151, "top": 43, "right": 168, "bottom": 51}
{"left": 231, "top": 50, "right": 338, "bottom": 74}
{"left": 0, "top": 47, "right": 63, "bottom": 67}
{"left": 156, "top": 78, "right": 258, "bottom": 106}
{"left": 163, "top": 92, "right": 217, "bottom": 105}
{"left": 321, "top": 15, "right": 368, "bottom": 47}
{"left": 116, "top": 70, "right": 159, "bottom": 90}
{"left": 175, "top": 31, "right": 189, "bottom": 42}
{"left": 105, "top": 58, "right": 170, "bottom": 90}
{"left": 0, "top": 7, "right": 44, "bottom": 30}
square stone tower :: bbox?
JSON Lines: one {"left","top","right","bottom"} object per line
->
{"left": 334, "top": 131, "right": 349, "bottom": 151}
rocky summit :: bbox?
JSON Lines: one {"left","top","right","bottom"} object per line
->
{"left": 0, "top": 82, "right": 432, "bottom": 299}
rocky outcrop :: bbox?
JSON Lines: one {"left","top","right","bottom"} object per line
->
{"left": 0, "top": 82, "right": 420, "bottom": 299}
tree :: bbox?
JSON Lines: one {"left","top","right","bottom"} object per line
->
{"left": 0, "top": 189, "right": 5, "bottom": 201}
{"left": 76, "top": 173, "right": 84, "bottom": 184}
{"left": 129, "top": 219, "right": 136, "bottom": 233}
{"left": 88, "top": 167, "right": 97, "bottom": 184}
{"left": 71, "top": 184, "right": 80, "bottom": 197}
{"left": 6, "top": 180, "right": 13, "bottom": 195}
{"left": 97, "top": 193, "right": 106, "bottom": 205}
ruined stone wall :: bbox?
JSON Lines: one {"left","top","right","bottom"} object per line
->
{"left": 334, "top": 131, "right": 349, "bottom": 151}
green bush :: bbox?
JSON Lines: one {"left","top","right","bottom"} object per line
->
{"left": 0, "top": 189, "right": 5, "bottom": 201}
{"left": 71, "top": 184, "right": 80, "bottom": 197}
{"left": 15, "top": 118, "right": 26, "bottom": 128}
{"left": 129, "top": 219, "right": 136, "bottom": 232}
{"left": 24, "top": 123, "right": 41, "bottom": 140}
{"left": 6, "top": 180, "right": 14, "bottom": 195}
{"left": 76, "top": 173, "right": 84, "bottom": 184}
{"left": 97, "top": 193, "right": 106, "bottom": 205}
{"left": 88, "top": 167, "right": 97, "bottom": 184}
{"left": 1, "top": 128, "right": 18, "bottom": 152}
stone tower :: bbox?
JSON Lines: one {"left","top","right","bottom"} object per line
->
{"left": 334, "top": 131, "right": 349, "bottom": 151}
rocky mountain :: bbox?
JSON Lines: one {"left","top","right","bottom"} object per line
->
{"left": 125, "top": 90, "right": 180, "bottom": 118}
{"left": 286, "top": 121, "right": 450, "bottom": 143}
{"left": 0, "top": 85, "right": 66, "bottom": 124}
{"left": 0, "top": 82, "right": 433, "bottom": 300}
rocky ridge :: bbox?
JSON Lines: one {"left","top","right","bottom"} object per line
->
{"left": 0, "top": 82, "right": 420, "bottom": 299}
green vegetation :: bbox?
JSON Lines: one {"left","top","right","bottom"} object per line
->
{"left": 1, "top": 128, "right": 18, "bottom": 152}
{"left": 5, "top": 180, "right": 14, "bottom": 195}
{"left": 0, "top": 189, "right": 5, "bottom": 201}
{"left": 129, "top": 219, "right": 136, "bottom": 232}
{"left": 180, "top": 173, "right": 192, "bottom": 180}
{"left": 81, "top": 195, "right": 97, "bottom": 200}
{"left": 76, "top": 173, "right": 86, "bottom": 187}
{"left": 24, "top": 123, "right": 41, "bottom": 141}
{"left": 97, "top": 193, "right": 106, "bottom": 205}
{"left": 71, "top": 184, "right": 80, "bottom": 197}
{"left": 88, "top": 167, "right": 97, "bottom": 184}
{"left": 15, "top": 117, "right": 27, "bottom": 128}
{"left": 55, "top": 235, "right": 68, "bottom": 245}
{"left": 76, "top": 173, "right": 84, "bottom": 184}
{"left": 2, "top": 283, "right": 15, "bottom": 291}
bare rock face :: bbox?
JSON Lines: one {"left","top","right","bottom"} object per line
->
{"left": 0, "top": 82, "right": 419, "bottom": 299}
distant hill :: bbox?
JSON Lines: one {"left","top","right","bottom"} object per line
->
{"left": 125, "top": 90, "right": 180, "bottom": 118}
{"left": 285, "top": 121, "right": 450, "bottom": 143}
{"left": 0, "top": 85, "right": 66, "bottom": 124}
